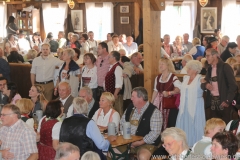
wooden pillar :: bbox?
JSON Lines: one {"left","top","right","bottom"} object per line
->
{"left": 143, "top": 0, "right": 161, "bottom": 100}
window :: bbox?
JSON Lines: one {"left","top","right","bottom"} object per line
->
{"left": 161, "top": 0, "right": 197, "bottom": 42}
{"left": 86, "top": 2, "right": 113, "bottom": 41}
{"left": 42, "top": 3, "right": 67, "bottom": 39}
{"left": 0, "top": 4, "right": 7, "bottom": 40}
{"left": 222, "top": 1, "right": 240, "bottom": 41}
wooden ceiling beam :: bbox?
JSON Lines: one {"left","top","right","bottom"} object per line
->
{"left": 135, "top": 0, "right": 142, "bottom": 11}
{"left": 149, "top": 0, "right": 165, "bottom": 11}
{"left": 77, "top": 0, "right": 136, "bottom": 3}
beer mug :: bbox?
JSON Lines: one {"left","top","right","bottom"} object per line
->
{"left": 123, "top": 122, "right": 131, "bottom": 139}
{"left": 108, "top": 122, "right": 116, "bottom": 136}
{"left": 36, "top": 110, "right": 43, "bottom": 122}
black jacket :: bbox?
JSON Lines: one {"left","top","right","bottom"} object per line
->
{"left": 88, "top": 100, "right": 99, "bottom": 119}
{"left": 220, "top": 49, "right": 234, "bottom": 62}
{"left": 201, "top": 59, "right": 237, "bottom": 107}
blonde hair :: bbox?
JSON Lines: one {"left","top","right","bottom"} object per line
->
{"left": 192, "top": 37, "right": 201, "bottom": 46}
{"left": 16, "top": 98, "right": 34, "bottom": 114}
{"left": 201, "top": 58, "right": 207, "bottom": 69}
{"left": 81, "top": 151, "right": 100, "bottom": 160}
{"left": 175, "top": 35, "right": 182, "bottom": 43}
{"left": 204, "top": 118, "right": 226, "bottom": 135}
{"left": 27, "top": 49, "right": 38, "bottom": 59}
{"left": 101, "top": 92, "right": 115, "bottom": 107}
{"left": 73, "top": 97, "right": 88, "bottom": 115}
{"left": 182, "top": 54, "right": 193, "bottom": 63}
{"left": 226, "top": 57, "right": 237, "bottom": 66}
{"left": 63, "top": 48, "right": 75, "bottom": 59}
{"left": 161, "top": 127, "right": 188, "bottom": 150}
{"left": 233, "top": 63, "right": 240, "bottom": 76}
{"left": 33, "top": 84, "right": 48, "bottom": 111}
{"left": 68, "top": 32, "right": 74, "bottom": 39}
{"left": 159, "top": 58, "right": 176, "bottom": 73}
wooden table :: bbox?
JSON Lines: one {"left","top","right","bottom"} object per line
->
{"left": 104, "top": 134, "right": 143, "bottom": 147}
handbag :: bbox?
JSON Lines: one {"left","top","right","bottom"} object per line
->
{"left": 161, "top": 80, "right": 179, "bottom": 109}
{"left": 162, "top": 95, "right": 178, "bottom": 109}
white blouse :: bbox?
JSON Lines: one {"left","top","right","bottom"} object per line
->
{"left": 81, "top": 65, "right": 98, "bottom": 89}
{"left": 92, "top": 108, "right": 120, "bottom": 130}
{"left": 153, "top": 73, "right": 182, "bottom": 92}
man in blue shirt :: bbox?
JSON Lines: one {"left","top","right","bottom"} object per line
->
{"left": 59, "top": 97, "right": 116, "bottom": 159}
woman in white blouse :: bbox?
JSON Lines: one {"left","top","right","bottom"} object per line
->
{"left": 5, "top": 33, "right": 19, "bottom": 56}
{"left": 81, "top": 53, "right": 97, "bottom": 100}
{"left": 92, "top": 92, "right": 120, "bottom": 132}
{"left": 55, "top": 48, "right": 80, "bottom": 97}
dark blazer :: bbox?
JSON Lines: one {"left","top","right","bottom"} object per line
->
{"left": 88, "top": 100, "right": 99, "bottom": 119}
{"left": 220, "top": 49, "right": 233, "bottom": 62}
{"left": 201, "top": 59, "right": 237, "bottom": 107}
{"left": 57, "top": 95, "right": 74, "bottom": 114}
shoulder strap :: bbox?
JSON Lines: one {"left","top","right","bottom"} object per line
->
{"left": 82, "top": 66, "right": 85, "bottom": 74}
{"left": 97, "top": 108, "right": 102, "bottom": 120}
{"left": 109, "top": 109, "right": 116, "bottom": 122}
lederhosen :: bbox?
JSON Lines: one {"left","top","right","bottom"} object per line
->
{"left": 210, "top": 76, "right": 223, "bottom": 110}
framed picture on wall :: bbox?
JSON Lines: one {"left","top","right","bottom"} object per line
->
{"left": 120, "top": 17, "right": 129, "bottom": 24}
{"left": 120, "top": 6, "right": 129, "bottom": 13}
{"left": 200, "top": 7, "right": 217, "bottom": 33}
{"left": 71, "top": 10, "right": 83, "bottom": 32}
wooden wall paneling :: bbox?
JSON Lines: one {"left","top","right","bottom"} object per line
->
{"left": 143, "top": 0, "right": 161, "bottom": 100}
{"left": 196, "top": 0, "right": 222, "bottom": 35}
{"left": 133, "top": 2, "right": 141, "bottom": 40}
{"left": 114, "top": 2, "right": 134, "bottom": 36}
{"left": 68, "top": 3, "right": 87, "bottom": 35}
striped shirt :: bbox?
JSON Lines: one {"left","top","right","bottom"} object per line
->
{"left": 96, "top": 54, "right": 110, "bottom": 87}
{"left": 120, "top": 101, "right": 162, "bottom": 144}
{"left": 0, "top": 120, "right": 38, "bottom": 160}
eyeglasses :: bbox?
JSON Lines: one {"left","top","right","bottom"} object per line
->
{"left": 162, "top": 140, "right": 175, "bottom": 148}
{"left": 100, "top": 60, "right": 104, "bottom": 67}
{"left": 0, "top": 113, "right": 15, "bottom": 117}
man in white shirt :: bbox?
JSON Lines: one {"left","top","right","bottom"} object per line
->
{"left": 105, "top": 51, "right": 123, "bottom": 115}
{"left": 57, "top": 82, "right": 74, "bottom": 117}
{"left": 30, "top": 43, "right": 63, "bottom": 101}
{"left": 57, "top": 31, "right": 66, "bottom": 48}
{"left": 183, "top": 33, "right": 193, "bottom": 52}
{"left": 123, "top": 36, "right": 138, "bottom": 57}
{"left": 18, "top": 30, "right": 31, "bottom": 56}
{"left": 87, "top": 31, "right": 98, "bottom": 57}
{"left": 217, "top": 35, "right": 229, "bottom": 55}
{"left": 108, "top": 35, "right": 126, "bottom": 53}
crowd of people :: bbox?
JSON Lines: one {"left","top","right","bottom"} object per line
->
{"left": 2, "top": 15, "right": 240, "bottom": 160}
